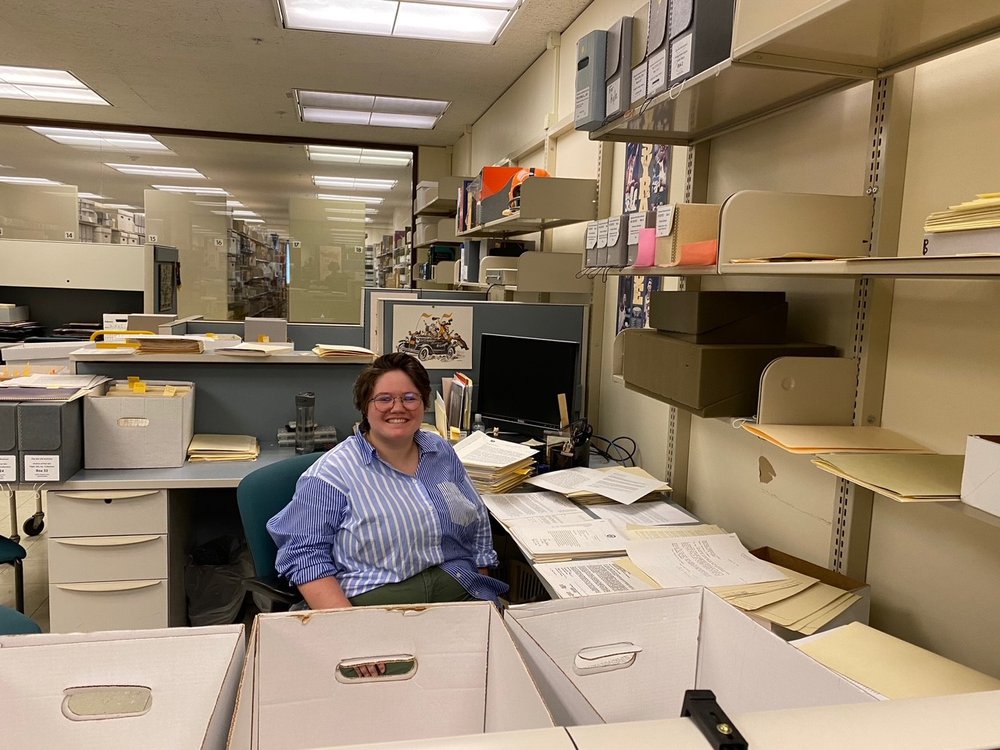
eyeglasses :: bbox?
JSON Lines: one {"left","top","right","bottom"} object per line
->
{"left": 369, "top": 392, "right": 422, "bottom": 412}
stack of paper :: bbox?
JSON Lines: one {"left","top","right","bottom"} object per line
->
{"left": 0, "top": 373, "right": 110, "bottom": 401}
{"left": 811, "top": 452, "right": 964, "bottom": 503}
{"left": 504, "top": 518, "right": 626, "bottom": 562}
{"left": 454, "top": 431, "right": 538, "bottom": 493}
{"left": 480, "top": 490, "right": 592, "bottom": 528}
{"left": 741, "top": 423, "right": 928, "bottom": 454}
{"left": 218, "top": 342, "right": 294, "bottom": 357}
{"left": 524, "top": 465, "right": 671, "bottom": 505}
{"left": 532, "top": 557, "right": 659, "bottom": 598}
{"left": 924, "top": 193, "right": 1000, "bottom": 233}
{"left": 311, "top": 344, "right": 376, "bottom": 363}
{"left": 125, "top": 335, "right": 205, "bottom": 354}
{"left": 187, "top": 434, "right": 260, "bottom": 462}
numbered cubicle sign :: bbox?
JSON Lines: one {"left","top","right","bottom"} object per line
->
{"left": 214, "top": 238, "right": 225, "bottom": 248}
{"left": 148, "top": 234, "right": 158, "bottom": 244}
{"left": 65, "top": 231, "right": 75, "bottom": 240}
{"left": 292, "top": 240, "right": 302, "bottom": 249}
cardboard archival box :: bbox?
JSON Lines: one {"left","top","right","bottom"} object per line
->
{"left": 620, "top": 328, "right": 834, "bottom": 418}
{"left": 17, "top": 397, "right": 83, "bottom": 482}
{"left": 227, "top": 601, "right": 553, "bottom": 749}
{"left": 502, "top": 587, "right": 876, "bottom": 728}
{"left": 0, "top": 624, "right": 244, "bottom": 750}
{"left": 325, "top": 728, "right": 576, "bottom": 750}
{"left": 652, "top": 203, "right": 721, "bottom": 267}
{"left": 748, "top": 546, "right": 870, "bottom": 639}
{"left": 648, "top": 290, "right": 788, "bottom": 344}
{"left": 1, "top": 340, "right": 84, "bottom": 373}
{"left": 84, "top": 379, "right": 195, "bottom": 469}
{"left": 960, "top": 435, "right": 1000, "bottom": 517}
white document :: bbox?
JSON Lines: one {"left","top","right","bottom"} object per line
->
{"left": 453, "top": 430, "right": 538, "bottom": 469}
{"left": 626, "top": 533, "right": 786, "bottom": 589}
{"left": 525, "top": 466, "right": 669, "bottom": 504}
{"left": 481, "top": 491, "right": 589, "bottom": 523}
{"left": 624, "top": 523, "right": 727, "bottom": 540}
{"left": 506, "top": 519, "right": 625, "bottom": 560}
{"left": 588, "top": 500, "right": 694, "bottom": 528}
{"left": 0, "top": 374, "right": 109, "bottom": 389}
{"left": 533, "top": 558, "right": 656, "bottom": 598}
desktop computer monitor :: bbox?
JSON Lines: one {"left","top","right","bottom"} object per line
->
{"left": 476, "top": 333, "right": 581, "bottom": 438}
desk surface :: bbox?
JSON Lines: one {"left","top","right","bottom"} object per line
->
{"left": 60, "top": 447, "right": 301, "bottom": 490}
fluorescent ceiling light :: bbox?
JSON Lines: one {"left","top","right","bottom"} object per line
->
{"left": 0, "top": 176, "right": 62, "bottom": 185}
{"left": 105, "top": 163, "right": 206, "bottom": 178}
{"left": 0, "top": 65, "right": 109, "bottom": 105}
{"left": 243, "top": 218, "right": 266, "bottom": 224}
{"left": 306, "top": 145, "right": 412, "bottom": 166}
{"left": 297, "top": 89, "right": 448, "bottom": 130}
{"left": 317, "top": 193, "right": 384, "bottom": 204}
{"left": 232, "top": 210, "right": 259, "bottom": 217}
{"left": 312, "top": 176, "right": 397, "bottom": 190}
{"left": 152, "top": 185, "right": 230, "bottom": 195}
{"left": 29, "top": 127, "right": 170, "bottom": 152}
{"left": 97, "top": 203, "right": 141, "bottom": 210}
{"left": 278, "top": 0, "right": 520, "bottom": 45}
{"left": 325, "top": 207, "right": 378, "bottom": 216}
{"left": 78, "top": 192, "right": 107, "bottom": 199}
{"left": 328, "top": 216, "right": 365, "bottom": 223}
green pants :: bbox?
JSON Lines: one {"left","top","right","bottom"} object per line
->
{"left": 348, "top": 566, "right": 476, "bottom": 607}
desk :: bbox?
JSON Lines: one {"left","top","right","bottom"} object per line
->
{"left": 48, "top": 447, "right": 298, "bottom": 633}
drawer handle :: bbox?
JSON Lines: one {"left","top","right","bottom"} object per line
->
{"left": 56, "top": 580, "right": 161, "bottom": 593}
{"left": 55, "top": 490, "right": 160, "bottom": 501}
{"left": 54, "top": 535, "right": 161, "bottom": 548}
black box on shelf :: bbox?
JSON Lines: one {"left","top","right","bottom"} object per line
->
{"left": 648, "top": 291, "right": 788, "bottom": 344}
{"left": 668, "top": 0, "right": 735, "bottom": 86}
{"left": 621, "top": 329, "right": 835, "bottom": 418}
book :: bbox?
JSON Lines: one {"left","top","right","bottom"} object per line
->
{"left": 311, "top": 344, "right": 376, "bottom": 364}
{"left": 217, "top": 342, "right": 294, "bottom": 357}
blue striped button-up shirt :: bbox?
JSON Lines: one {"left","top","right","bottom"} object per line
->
{"left": 267, "top": 429, "right": 508, "bottom": 602}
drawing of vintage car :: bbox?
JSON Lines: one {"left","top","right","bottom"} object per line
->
{"left": 396, "top": 330, "right": 469, "bottom": 361}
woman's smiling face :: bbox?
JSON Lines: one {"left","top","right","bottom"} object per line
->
{"left": 365, "top": 370, "right": 424, "bottom": 445}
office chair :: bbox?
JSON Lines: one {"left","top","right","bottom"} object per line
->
{"left": 0, "top": 604, "right": 41, "bottom": 635}
{"left": 236, "top": 452, "right": 323, "bottom": 612}
{"left": 0, "top": 535, "right": 28, "bottom": 614}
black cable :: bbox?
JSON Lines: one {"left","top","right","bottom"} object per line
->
{"left": 590, "top": 433, "right": 637, "bottom": 467}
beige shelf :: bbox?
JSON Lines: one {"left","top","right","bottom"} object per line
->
{"left": 589, "top": 59, "right": 854, "bottom": 146}
{"left": 732, "top": 0, "right": 1000, "bottom": 76}
{"left": 414, "top": 216, "right": 460, "bottom": 248}
{"left": 591, "top": 3, "right": 1000, "bottom": 147}
{"left": 457, "top": 177, "right": 596, "bottom": 238}
{"left": 720, "top": 255, "right": 1000, "bottom": 277}
{"left": 414, "top": 177, "right": 466, "bottom": 217}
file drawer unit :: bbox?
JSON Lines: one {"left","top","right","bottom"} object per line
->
{"left": 46, "top": 488, "right": 180, "bottom": 633}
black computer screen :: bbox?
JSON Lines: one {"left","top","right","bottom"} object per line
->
{"left": 476, "top": 333, "right": 580, "bottom": 434}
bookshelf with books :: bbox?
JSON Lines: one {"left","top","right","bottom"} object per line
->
{"left": 226, "top": 225, "right": 286, "bottom": 320}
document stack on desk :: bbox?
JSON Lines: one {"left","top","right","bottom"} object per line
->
{"left": 187, "top": 434, "right": 260, "bottom": 462}
{"left": 217, "top": 342, "right": 294, "bottom": 357}
{"left": 524, "top": 465, "right": 671, "bottom": 505}
{"left": 454, "top": 431, "right": 538, "bottom": 493}
{"left": 124, "top": 335, "right": 206, "bottom": 354}
{"left": 503, "top": 518, "right": 627, "bottom": 563}
{"left": 311, "top": 344, "right": 376, "bottom": 363}
{"left": 0, "top": 373, "right": 109, "bottom": 401}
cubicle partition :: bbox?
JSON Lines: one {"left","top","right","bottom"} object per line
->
{"left": 181, "top": 320, "right": 366, "bottom": 351}
{"left": 379, "top": 299, "right": 589, "bottom": 422}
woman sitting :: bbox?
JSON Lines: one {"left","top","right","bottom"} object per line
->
{"left": 267, "top": 352, "right": 508, "bottom": 610}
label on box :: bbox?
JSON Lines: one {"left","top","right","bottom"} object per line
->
{"left": 647, "top": 49, "right": 667, "bottom": 92}
{"left": 596, "top": 220, "right": 609, "bottom": 248}
{"left": 607, "top": 217, "right": 621, "bottom": 246}
{"left": 585, "top": 222, "right": 599, "bottom": 249}
{"left": 575, "top": 86, "right": 591, "bottom": 122}
{"left": 628, "top": 212, "right": 646, "bottom": 245}
{"left": 0, "top": 455, "right": 15, "bottom": 481}
{"left": 670, "top": 33, "right": 693, "bottom": 82}
{"left": 606, "top": 78, "right": 621, "bottom": 115}
{"left": 656, "top": 205, "right": 676, "bottom": 237}
{"left": 631, "top": 62, "right": 648, "bottom": 104}
{"left": 24, "top": 455, "right": 59, "bottom": 481}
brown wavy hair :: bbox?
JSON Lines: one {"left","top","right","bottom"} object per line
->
{"left": 353, "top": 352, "right": 431, "bottom": 432}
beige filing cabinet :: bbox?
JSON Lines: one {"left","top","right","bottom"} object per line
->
{"left": 47, "top": 488, "right": 182, "bottom": 632}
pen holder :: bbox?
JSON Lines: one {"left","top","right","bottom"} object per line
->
{"left": 547, "top": 439, "right": 590, "bottom": 471}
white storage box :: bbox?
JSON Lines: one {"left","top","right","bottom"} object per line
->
{"left": 227, "top": 601, "right": 553, "bottom": 749}
{"left": 0, "top": 624, "right": 245, "bottom": 750}
{"left": 1, "top": 340, "right": 82, "bottom": 374}
{"left": 84, "top": 380, "right": 195, "bottom": 468}
{"left": 960, "top": 434, "right": 1000, "bottom": 517}
{"left": 0, "top": 304, "right": 28, "bottom": 322}
{"left": 503, "top": 587, "right": 875, "bottom": 727}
